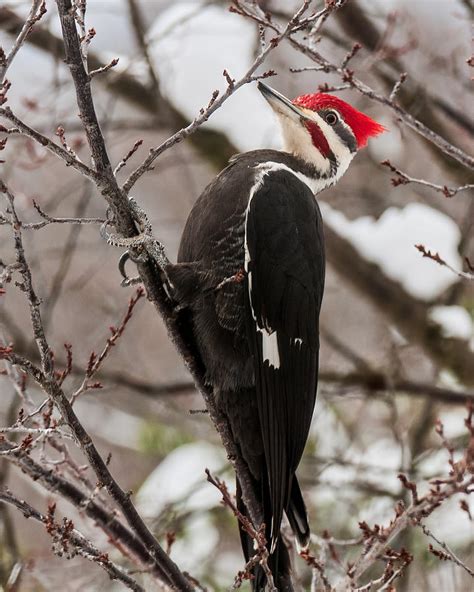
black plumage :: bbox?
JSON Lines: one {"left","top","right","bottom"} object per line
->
{"left": 167, "top": 149, "right": 325, "bottom": 590}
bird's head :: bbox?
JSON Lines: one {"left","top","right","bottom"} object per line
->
{"left": 258, "top": 81, "right": 386, "bottom": 183}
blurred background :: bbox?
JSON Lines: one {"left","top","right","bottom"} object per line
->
{"left": 0, "top": 0, "right": 473, "bottom": 590}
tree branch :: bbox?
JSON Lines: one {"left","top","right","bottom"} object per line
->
{"left": 0, "top": 436, "right": 162, "bottom": 580}
{"left": 0, "top": 489, "right": 146, "bottom": 592}
{"left": 0, "top": 0, "right": 46, "bottom": 84}
{"left": 1, "top": 178, "right": 191, "bottom": 590}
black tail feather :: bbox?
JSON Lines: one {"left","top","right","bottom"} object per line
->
{"left": 286, "top": 475, "right": 310, "bottom": 549}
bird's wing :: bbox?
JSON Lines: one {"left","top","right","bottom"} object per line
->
{"left": 245, "top": 167, "right": 325, "bottom": 546}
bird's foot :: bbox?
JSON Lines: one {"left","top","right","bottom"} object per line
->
{"left": 100, "top": 197, "right": 170, "bottom": 287}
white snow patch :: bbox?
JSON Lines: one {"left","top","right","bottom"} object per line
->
{"left": 418, "top": 449, "right": 453, "bottom": 479}
{"left": 310, "top": 400, "right": 351, "bottom": 456}
{"left": 424, "top": 495, "right": 474, "bottom": 547}
{"left": 354, "top": 439, "right": 402, "bottom": 472}
{"left": 136, "top": 441, "right": 226, "bottom": 519}
{"left": 74, "top": 401, "right": 143, "bottom": 450}
{"left": 358, "top": 496, "right": 396, "bottom": 526}
{"left": 429, "top": 305, "right": 473, "bottom": 341}
{"left": 322, "top": 202, "right": 462, "bottom": 301}
{"left": 212, "top": 551, "right": 245, "bottom": 588}
{"left": 170, "top": 513, "right": 220, "bottom": 575}
{"left": 438, "top": 408, "right": 472, "bottom": 440}
{"left": 149, "top": 2, "right": 274, "bottom": 151}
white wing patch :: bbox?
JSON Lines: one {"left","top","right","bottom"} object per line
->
{"left": 261, "top": 329, "right": 280, "bottom": 369}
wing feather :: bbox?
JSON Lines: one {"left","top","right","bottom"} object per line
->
{"left": 245, "top": 167, "right": 325, "bottom": 546}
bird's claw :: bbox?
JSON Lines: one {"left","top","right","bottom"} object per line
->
{"left": 118, "top": 251, "right": 142, "bottom": 287}
{"left": 101, "top": 197, "right": 170, "bottom": 287}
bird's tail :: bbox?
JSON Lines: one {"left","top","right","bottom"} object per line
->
{"left": 236, "top": 478, "right": 296, "bottom": 592}
{"left": 286, "top": 475, "right": 311, "bottom": 550}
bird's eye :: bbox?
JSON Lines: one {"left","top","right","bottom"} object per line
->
{"left": 325, "top": 111, "right": 338, "bottom": 126}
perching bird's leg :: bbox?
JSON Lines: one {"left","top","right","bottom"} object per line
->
{"left": 100, "top": 197, "right": 170, "bottom": 287}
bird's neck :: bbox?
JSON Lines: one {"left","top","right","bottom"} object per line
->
{"left": 279, "top": 152, "right": 340, "bottom": 196}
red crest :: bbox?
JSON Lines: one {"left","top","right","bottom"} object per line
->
{"left": 293, "top": 93, "right": 386, "bottom": 148}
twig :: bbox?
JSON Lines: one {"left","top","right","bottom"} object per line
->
{"left": 420, "top": 523, "right": 474, "bottom": 578}
{"left": 381, "top": 159, "right": 474, "bottom": 198}
{"left": 332, "top": 408, "right": 474, "bottom": 591}
{"left": 0, "top": 181, "right": 54, "bottom": 376}
{"left": 0, "top": 436, "right": 161, "bottom": 576}
{"left": 89, "top": 57, "right": 119, "bottom": 79}
{"left": 113, "top": 139, "right": 143, "bottom": 175}
{"left": 70, "top": 287, "right": 145, "bottom": 403}
{"left": 299, "top": 547, "right": 332, "bottom": 592}
{"left": 415, "top": 244, "right": 474, "bottom": 281}
{"left": 0, "top": 0, "right": 46, "bottom": 84}
{"left": 206, "top": 469, "right": 277, "bottom": 590}
{"left": 0, "top": 489, "right": 146, "bottom": 592}
{"left": 126, "top": 0, "right": 161, "bottom": 99}
{"left": 2, "top": 199, "right": 105, "bottom": 230}
{"left": 341, "top": 42, "right": 362, "bottom": 69}
{"left": 0, "top": 107, "right": 98, "bottom": 180}
{"left": 2, "top": 348, "right": 192, "bottom": 587}
{"left": 389, "top": 72, "right": 407, "bottom": 102}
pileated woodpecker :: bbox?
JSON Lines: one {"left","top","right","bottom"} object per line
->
{"left": 167, "top": 83, "right": 384, "bottom": 590}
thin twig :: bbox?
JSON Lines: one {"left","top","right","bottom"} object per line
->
{"left": 0, "top": 107, "right": 98, "bottom": 181}
{"left": 206, "top": 469, "right": 277, "bottom": 591}
{"left": 113, "top": 139, "right": 143, "bottom": 176}
{"left": 89, "top": 57, "right": 119, "bottom": 78}
{"left": 0, "top": 0, "right": 46, "bottom": 84}
{"left": 70, "top": 287, "right": 145, "bottom": 404}
{"left": 415, "top": 244, "right": 474, "bottom": 281}
{"left": 420, "top": 523, "right": 474, "bottom": 578}
{"left": 381, "top": 159, "right": 474, "bottom": 198}
{"left": 0, "top": 436, "right": 161, "bottom": 577}
{"left": 0, "top": 488, "right": 146, "bottom": 592}
{"left": 2, "top": 199, "right": 105, "bottom": 230}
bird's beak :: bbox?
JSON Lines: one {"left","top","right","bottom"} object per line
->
{"left": 258, "top": 81, "right": 307, "bottom": 122}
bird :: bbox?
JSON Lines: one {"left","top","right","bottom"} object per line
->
{"left": 167, "top": 82, "right": 385, "bottom": 590}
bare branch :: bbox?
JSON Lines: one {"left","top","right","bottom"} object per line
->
{"left": 420, "top": 523, "right": 474, "bottom": 578}
{"left": 70, "top": 287, "right": 145, "bottom": 404}
{"left": 0, "top": 436, "right": 162, "bottom": 578}
{"left": 388, "top": 71, "right": 407, "bottom": 102}
{"left": 415, "top": 244, "right": 474, "bottom": 281}
{"left": 332, "top": 408, "right": 474, "bottom": 590}
{"left": 0, "top": 0, "right": 46, "bottom": 84}
{"left": 0, "top": 107, "right": 98, "bottom": 180}
{"left": 2, "top": 200, "right": 105, "bottom": 231}
{"left": 114, "top": 139, "right": 143, "bottom": 176}
{"left": 206, "top": 470, "right": 277, "bottom": 590}
{"left": 0, "top": 489, "right": 146, "bottom": 592}
{"left": 89, "top": 57, "right": 119, "bottom": 79}
{"left": 381, "top": 159, "right": 474, "bottom": 198}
